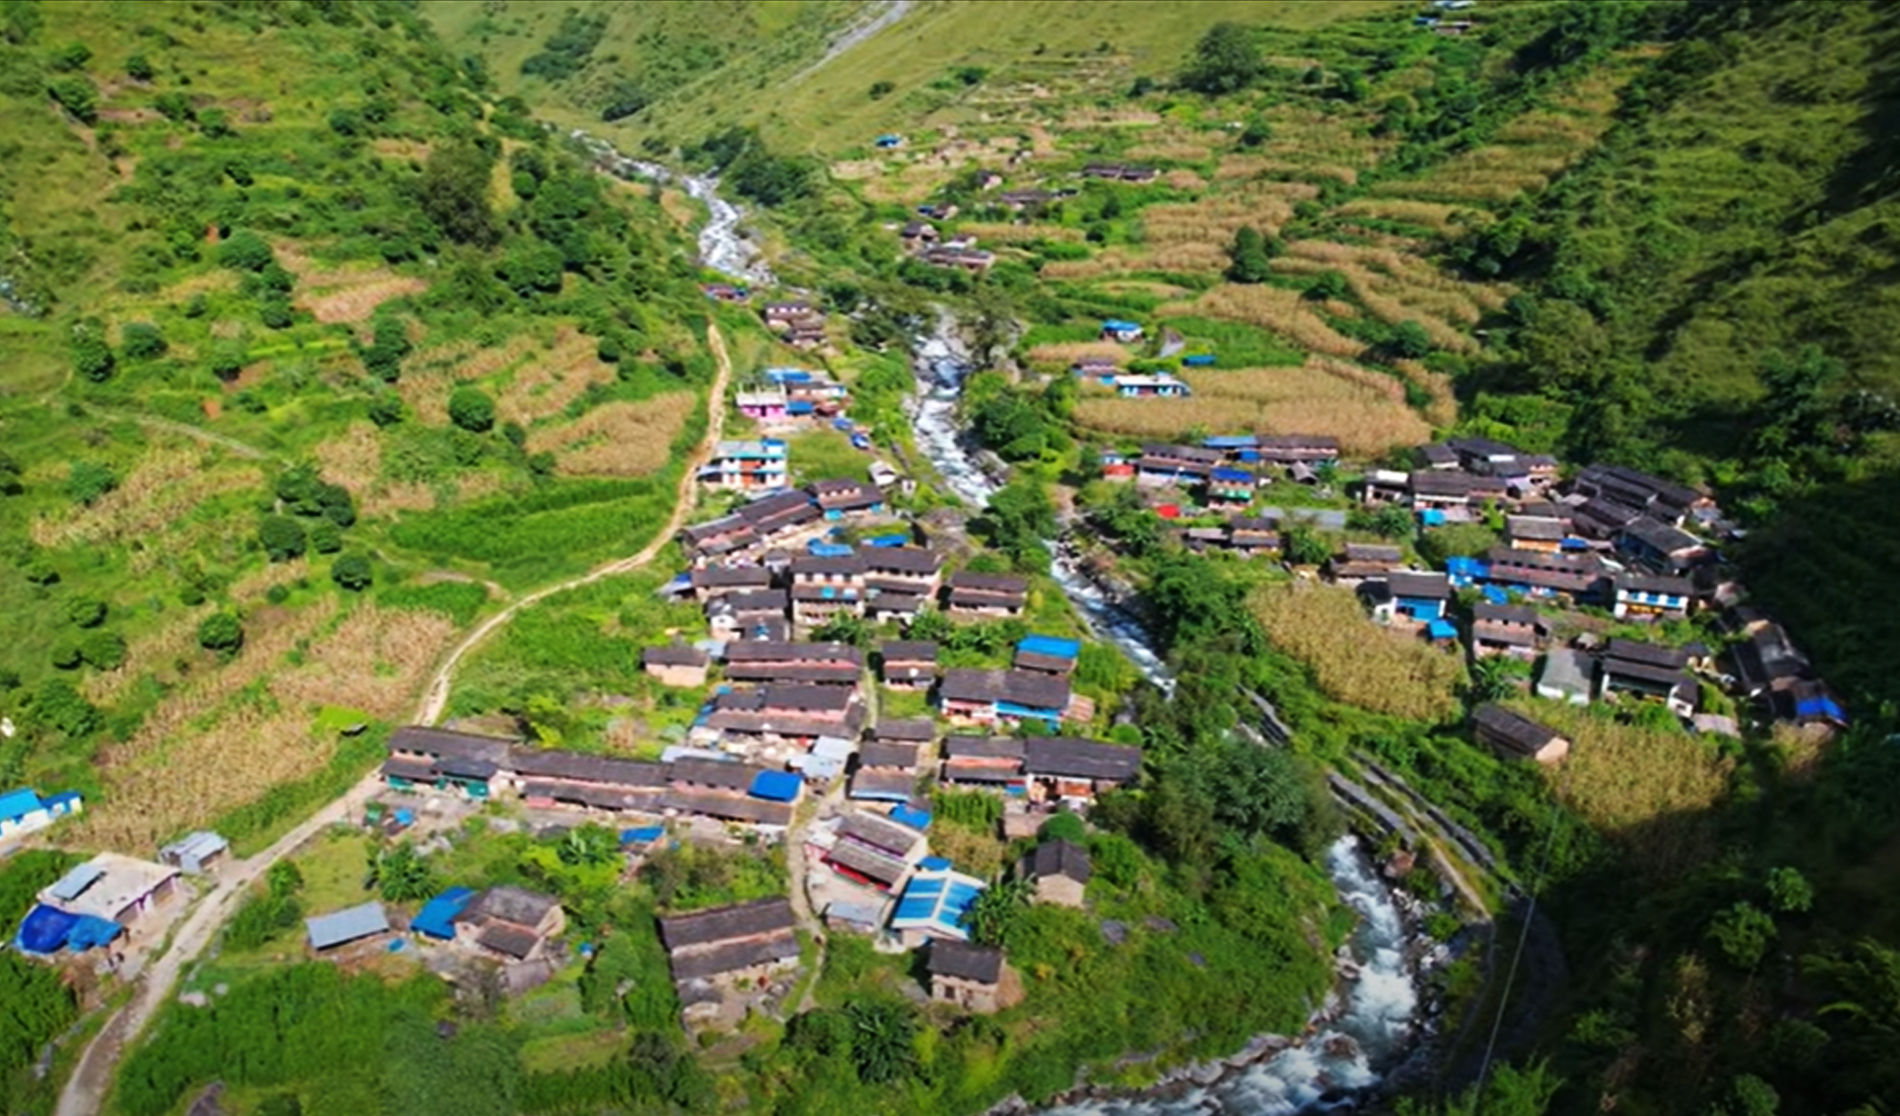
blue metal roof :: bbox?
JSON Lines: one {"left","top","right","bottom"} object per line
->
{"left": 0, "top": 788, "right": 41, "bottom": 823}
{"left": 1017, "top": 634, "right": 1081, "bottom": 660}
{"left": 1102, "top": 319, "right": 1140, "bottom": 331}
{"left": 787, "top": 400, "right": 815, "bottom": 415}
{"left": 411, "top": 887, "right": 475, "bottom": 940}
{"left": 918, "top": 856, "right": 952, "bottom": 871}
{"left": 1481, "top": 585, "right": 1509, "bottom": 604}
{"left": 1210, "top": 467, "right": 1253, "bottom": 483}
{"left": 621, "top": 825, "right": 666, "bottom": 845}
{"left": 749, "top": 770, "right": 803, "bottom": 802}
{"left": 1426, "top": 619, "right": 1459, "bottom": 640}
{"left": 1419, "top": 509, "right": 1447, "bottom": 526}
{"left": 1201, "top": 435, "right": 1257, "bottom": 449}
{"left": 890, "top": 804, "right": 931, "bottom": 830}
{"left": 1797, "top": 696, "right": 1845, "bottom": 720}
{"left": 864, "top": 534, "right": 911, "bottom": 548}
{"left": 47, "top": 863, "right": 103, "bottom": 903}
{"left": 1182, "top": 354, "right": 1216, "bottom": 366}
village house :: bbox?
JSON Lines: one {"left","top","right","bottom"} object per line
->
{"left": 788, "top": 552, "right": 867, "bottom": 626}
{"left": 1504, "top": 515, "right": 1568, "bottom": 554}
{"left": 1022, "top": 737, "right": 1141, "bottom": 806}
{"left": 945, "top": 571, "right": 1029, "bottom": 619}
{"left": 1328, "top": 543, "right": 1405, "bottom": 587}
{"left": 736, "top": 390, "right": 789, "bottom": 422}
{"left": 999, "top": 188, "right": 1058, "bottom": 211}
{"left": 810, "top": 478, "right": 885, "bottom": 520}
{"left": 1014, "top": 634, "right": 1080, "bottom": 676}
{"left": 940, "top": 735, "right": 1026, "bottom": 790}
{"left": 43, "top": 853, "right": 180, "bottom": 930}
{"left": 643, "top": 642, "right": 711, "bottom": 688}
{"left": 864, "top": 547, "right": 944, "bottom": 598}
{"left": 922, "top": 245, "right": 998, "bottom": 273}
{"left": 1728, "top": 617, "right": 1810, "bottom": 698}
{"left": 827, "top": 809, "right": 928, "bottom": 891}
{"left": 705, "top": 684, "right": 864, "bottom": 742}
{"left": 1446, "top": 436, "right": 1524, "bottom": 476}
{"left": 761, "top": 301, "right": 817, "bottom": 331}
{"left": 1098, "top": 450, "right": 1136, "bottom": 482}
{"left": 1536, "top": 647, "right": 1593, "bottom": 705}
{"left": 1472, "top": 704, "right": 1570, "bottom": 764}
{"left": 1226, "top": 517, "right": 1281, "bottom": 556}
{"left": 381, "top": 726, "right": 517, "bottom": 800}
{"left": 879, "top": 640, "right": 940, "bottom": 689}
{"left": 1484, "top": 548, "right": 1607, "bottom": 601}
{"left": 892, "top": 859, "right": 987, "bottom": 945}
{"left": 1110, "top": 373, "right": 1190, "bottom": 398}
{"left": 939, "top": 669, "right": 1074, "bottom": 728}
{"left": 690, "top": 564, "right": 773, "bottom": 600}
{"left": 663, "top": 759, "right": 799, "bottom": 829}
{"left": 1136, "top": 443, "right": 1220, "bottom": 487}
{"left": 1373, "top": 571, "right": 1453, "bottom": 624}
{"left": 1415, "top": 443, "right": 1460, "bottom": 470}
{"left": 1359, "top": 469, "right": 1412, "bottom": 505}
{"left": 850, "top": 721, "right": 931, "bottom": 803}
{"left": 658, "top": 898, "right": 800, "bottom": 1022}
{"left": 1597, "top": 639, "right": 1696, "bottom": 717}
{"left": 702, "top": 283, "right": 749, "bottom": 303}
{"left": 1072, "top": 357, "right": 1120, "bottom": 379}
{"left": 1612, "top": 571, "right": 1695, "bottom": 621}
{"left": 1018, "top": 838, "right": 1090, "bottom": 907}
{"left": 1571, "top": 464, "right": 1707, "bottom": 525}
{"left": 453, "top": 886, "right": 565, "bottom": 963}
{"left": 900, "top": 221, "right": 939, "bottom": 248}
{"left": 159, "top": 831, "right": 228, "bottom": 875}
{"left": 306, "top": 902, "right": 389, "bottom": 953}
{"left": 1082, "top": 163, "right": 1159, "bottom": 183}
{"left": 702, "top": 440, "right": 789, "bottom": 491}
{"left": 786, "top": 320, "right": 828, "bottom": 350}
{"left": 866, "top": 589, "right": 926, "bottom": 623}
{"left": 722, "top": 640, "right": 863, "bottom": 685}
{"left": 1409, "top": 470, "right": 1484, "bottom": 511}
{"left": 1470, "top": 601, "right": 1541, "bottom": 661}
{"left": 0, "top": 787, "right": 82, "bottom": 841}
{"left": 511, "top": 750, "right": 669, "bottom": 814}
{"left": 1204, "top": 466, "right": 1257, "bottom": 511}
{"left": 679, "top": 514, "right": 759, "bottom": 561}
{"left": 706, "top": 588, "right": 790, "bottom": 640}
{"left": 1255, "top": 434, "right": 1342, "bottom": 466}
{"left": 1100, "top": 318, "right": 1145, "bottom": 343}
{"left": 1619, "top": 516, "right": 1712, "bottom": 574}
{"left": 927, "top": 939, "right": 1007, "bottom": 1014}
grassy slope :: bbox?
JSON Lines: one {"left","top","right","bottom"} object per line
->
{"left": 426, "top": 0, "right": 1405, "bottom": 151}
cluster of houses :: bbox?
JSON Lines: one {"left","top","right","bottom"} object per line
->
{"left": 761, "top": 301, "right": 829, "bottom": 350}
{"left": 9, "top": 824, "right": 229, "bottom": 961}
{"left": 898, "top": 221, "right": 996, "bottom": 274}
{"left": 732, "top": 366, "right": 853, "bottom": 430}
{"left": 1102, "top": 435, "right": 1342, "bottom": 495}
{"left": 678, "top": 479, "right": 889, "bottom": 562}
{"left": 1071, "top": 357, "right": 1192, "bottom": 399}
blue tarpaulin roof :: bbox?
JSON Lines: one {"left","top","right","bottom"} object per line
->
{"left": 749, "top": 770, "right": 803, "bottom": 802}
{"left": 831, "top": 417, "right": 854, "bottom": 431}
{"left": 1182, "top": 354, "right": 1216, "bottom": 366}
{"left": 807, "top": 541, "right": 855, "bottom": 557}
{"left": 890, "top": 804, "right": 931, "bottom": 830}
{"left": 1427, "top": 619, "right": 1459, "bottom": 641}
{"left": 67, "top": 915, "right": 121, "bottom": 951}
{"left": 1210, "top": 467, "right": 1253, "bottom": 483}
{"left": 864, "top": 534, "right": 911, "bottom": 548}
{"left": 1797, "top": 696, "right": 1846, "bottom": 721}
{"left": 0, "top": 788, "right": 42, "bottom": 823}
{"left": 1017, "top": 634, "right": 1081, "bottom": 660}
{"left": 766, "top": 368, "right": 813, "bottom": 382}
{"left": 411, "top": 887, "right": 476, "bottom": 940}
{"left": 1102, "top": 319, "right": 1140, "bottom": 331}
{"left": 918, "top": 856, "right": 952, "bottom": 871}
{"left": 1419, "top": 509, "right": 1447, "bottom": 526}
{"left": 14, "top": 904, "right": 75, "bottom": 954}
{"left": 787, "top": 400, "right": 815, "bottom": 415}
{"left": 621, "top": 825, "right": 666, "bottom": 846}
{"left": 1481, "top": 585, "right": 1509, "bottom": 604}
{"left": 1445, "top": 556, "right": 1490, "bottom": 578}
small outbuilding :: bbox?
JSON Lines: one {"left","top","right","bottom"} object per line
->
{"left": 1018, "top": 839, "right": 1091, "bottom": 908}
{"left": 1472, "top": 704, "right": 1570, "bottom": 764}
{"left": 159, "top": 831, "right": 229, "bottom": 875}
{"left": 306, "top": 901, "right": 390, "bottom": 952}
{"left": 926, "top": 939, "right": 1005, "bottom": 1014}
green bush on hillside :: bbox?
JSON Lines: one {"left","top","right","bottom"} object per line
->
{"left": 197, "top": 611, "right": 243, "bottom": 655}
{"left": 448, "top": 386, "right": 495, "bottom": 433}
{"left": 45, "top": 75, "right": 94, "bottom": 122}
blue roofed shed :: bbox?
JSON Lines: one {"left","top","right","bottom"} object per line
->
{"left": 749, "top": 770, "right": 803, "bottom": 803}
{"left": 621, "top": 825, "right": 666, "bottom": 847}
{"left": 411, "top": 887, "right": 476, "bottom": 940}
{"left": 1201, "top": 435, "right": 1257, "bottom": 450}
{"left": 13, "top": 904, "right": 76, "bottom": 955}
{"left": 1182, "top": 353, "right": 1216, "bottom": 367}
{"left": 891, "top": 862, "right": 986, "bottom": 943}
{"left": 890, "top": 803, "right": 931, "bottom": 830}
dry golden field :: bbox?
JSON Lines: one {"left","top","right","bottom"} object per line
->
{"left": 1249, "top": 582, "right": 1463, "bottom": 722}
{"left": 525, "top": 393, "right": 698, "bottom": 477}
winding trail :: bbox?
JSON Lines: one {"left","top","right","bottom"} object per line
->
{"left": 55, "top": 325, "right": 733, "bottom": 1116}
{"left": 786, "top": 0, "right": 913, "bottom": 86}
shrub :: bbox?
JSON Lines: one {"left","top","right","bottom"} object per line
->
{"left": 31, "top": 678, "right": 99, "bottom": 737}
{"left": 71, "top": 323, "right": 114, "bottom": 382}
{"left": 258, "top": 296, "right": 293, "bottom": 329}
{"left": 197, "top": 107, "right": 232, "bottom": 137}
{"left": 359, "top": 313, "right": 410, "bottom": 382}
{"left": 309, "top": 521, "right": 343, "bottom": 554}
{"left": 65, "top": 461, "right": 115, "bottom": 505}
{"left": 217, "top": 231, "right": 274, "bottom": 272}
{"left": 258, "top": 515, "right": 307, "bottom": 562}
{"left": 868, "top": 80, "right": 894, "bottom": 99}
{"left": 331, "top": 554, "right": 372, "bottom": 592}
{"left": 49, "top": 640, "right": 80, "bottom": 670}
{"left": 47, "top": 76, "right": 96, "bottom": 122}
{"left": 64, "top": 596, "right": 106, "bottom": 628}
{"left": 79, "top": 630, "right": 125, "bottom": 671}
{"left": 326, "top": 107, "right": 362, "bottom": 136}
{"left": 124, "top": 53, "right": 154, "bottom": 82}
{"left": 1038, "top": 812, "right": 1087, "bottom": 844}
{"left": 197, "top": 610, "right": 243, "bottom": 654}
{"left": 120, "top": 322, "right": 167, "bottom": 361}
{"left": 49, "top": 42, "right": 90, "bottom": 72}
{"left": 447, "top": 387, "right": 495, "bottom": 433}
{"left": 366, "top": 392, "right": 404, "bottom": 428}
{"left": 210, "top": 343, "right": 246, "bottom": 382}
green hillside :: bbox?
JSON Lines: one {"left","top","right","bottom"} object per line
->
{"left": 0, "top": 0, "right": 718, "bottom": 854}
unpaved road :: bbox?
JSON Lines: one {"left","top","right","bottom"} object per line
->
{"left": 56, "top": 325, "right": 733, "bottom": 1116}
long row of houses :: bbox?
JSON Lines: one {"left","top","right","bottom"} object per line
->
{"left": 679, "top": 480, "right": 888, "bottom": 562}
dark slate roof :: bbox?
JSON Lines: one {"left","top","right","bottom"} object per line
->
{"left": 1023, "top": 737, "right": 1141, "bottom": 781}
{"left": 1623, "top": 517, "right": 1704, "bottom": 555}
{"left": 839, "top": 811, "right": 924, "bottom": 857}
{"left": 669, "top": 758, "right": 760, "bottom": 791}
{"left": 827, "top": 838, "right": 911, "bottom": 885}
{"left": 661, "top": 789, "right": 795, "bottom": 826}
{"left": 1387, "top": 571, "right": 1452, "bottom": 601}
{"left": 643, "top": 643, "right": 709, "bottom": 668}
{"left": 1616, "top": 572, "right": 1695, "bottom": 597}
{"left": 864, "top": 548, "right": 943, "bottom": 574}
{"left": 939, "top": 669, "right": 1071, "bottom": 712}
{"left": 809, "top": 478, "right": 883, "bottom": 510}
{"left": 1599, "top": 658, "right": 1694, "bottom": 689}
{"left": 860, "top": 741, "right": 923, "bottom": 769}
{"left": 943, "top": 735, "right": 1026, "bottom": 760}
{"left": 509, "top": 750, "right": 667, "bottom": 787}
{"left": 1343, "top": 543, "right": 1403, "bottom": 564}
{"left": 668, "top": 933, "right": 801, "bottom": 982}
{"left": 658, "top": 897, "right": 798, "bottom": 951}
{"left": 521, "top": 781, "right": 664, "bottom": 811}
{"left": 381, "top": 758, "right": 437, "bottom": 782}
{"left": 872, "top": 717, "right": 936, "bottom": 742}
{"left": 1473, "top": 704, "right": 1564, "bottom": 757}
{"left": 1416, "top": 443, "right": 1458, "bottom": 466}
{"left": 476, "top": 922, "right": 542, "bottom": 960}
{"left": 724, "top": 641, "right": 863, "bottom": 666}
{"left": 1604, "top": 639, "right": 1690, "bottom": 670}
{"left": 691, "top": 565, "right": 773, "bottom": 591}
{"left": 927, "top": 939, "right": 1003, "bottom": 984}
{"left": 463, "top": 885, "right": 559, "bottom": 929}
{"left": 1025, "top": 839, "right": 1091, "bottom": 883}
{"left": 1410, "top": 471, "right": 1482, "bottom": 498}
{"left": 851, "top": 767, "right": 917, "bottom": 799}
{"left": 719, "top": 588, "right": 791, "bottom": 615}
{"left": 437, "top": 755, "right": 499, "bottom": 780}
{"left": 880, "top": 641, "right": 939, "bottom": 665}
{"left": 1473, "top": 602, "right": 1539, "bottom": 627}
{"left": 791, "top": 554, "right": 868, "bottom": 578}
{"left": 737, "top": 490, "right": 818, "bottom": 526}
{"left": 1505, "top": 516, "right": 1567, "bottom": 542}
{"left": 387, "top": 726, "right": 517, "bottom": 765}
{"left": 947, "top": 571, "right": 1029, "bottom": 595}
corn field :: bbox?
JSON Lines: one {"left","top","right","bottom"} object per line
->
{"left": 526, "top": 394, "right": 698, "bottom": 477}
{"left": 32, "top": 445, "right": 262, "bottom": 549}
{"left": 1161, "top": 283, "right": 1364, "bottom": 359}
{"left": 497, "top": 326, "right": 619, "bottom": 426}
{"left": 1248, "top": 583, "right": 1462, "bottom": 722}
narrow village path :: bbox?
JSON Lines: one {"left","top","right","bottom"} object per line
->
{"left": 95, "top": 409, "right": 279, "bottom": 462}
{"left": 56, "top": 325, "right": 734, "bottom": 1116}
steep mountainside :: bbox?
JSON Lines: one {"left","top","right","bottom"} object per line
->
{"left": 0, "top": 0, "right": 714, "bottom": 852}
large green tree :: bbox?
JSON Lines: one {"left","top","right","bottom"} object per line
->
{"left": 1180, "top": 22, "right": 1265, "bottom": 95}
